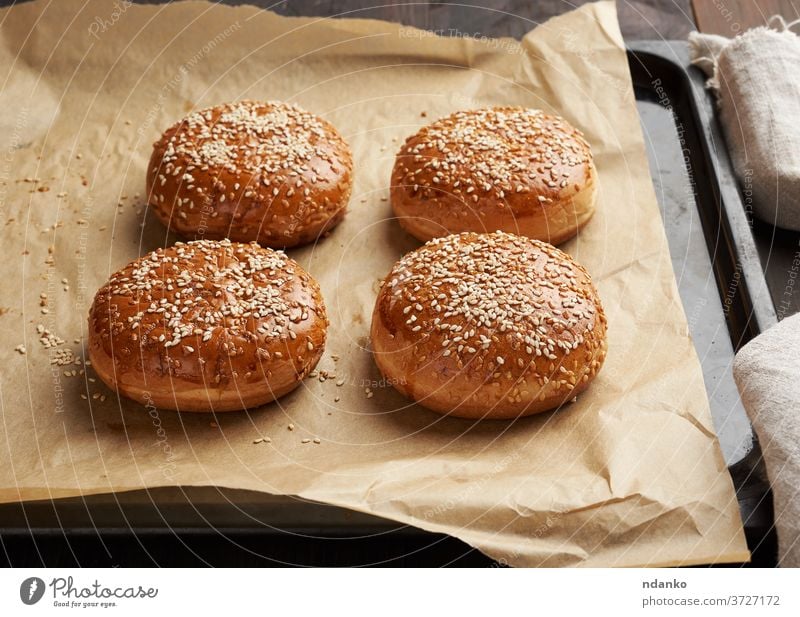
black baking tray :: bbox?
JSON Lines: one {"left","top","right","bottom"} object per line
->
{"left": 0, "top": 41, "right": 785, "bottom": 567}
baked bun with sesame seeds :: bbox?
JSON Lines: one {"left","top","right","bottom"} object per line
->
{"left": 370, "top": 231, "right": 607, "bottom": 419}
{"left": 147, "top": 100, "right": 353, "bottom": 249}
{"left": 390, "top": 107, "right": 597, "bottom": 245}
{"left": 88, "top": 239, "right": 327, "bottom": 412}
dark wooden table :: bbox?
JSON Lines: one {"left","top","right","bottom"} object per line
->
{"left": 265, "top": 0, "right": 800, "bottom": 39}
{"left": 259, "top": 0, "right": 697, "bottom": 39}
{"left": 4, "top": 0, "right": 798, "bottom": 39}
{"left": 692, "top": 0, "right": 799, "bottom": 36}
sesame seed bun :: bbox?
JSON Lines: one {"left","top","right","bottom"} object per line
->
{"left": 370, "top": 232, "right": 607, "bottom": 419}
{"left": 147, "top": 100, "right": 353, "bottom": 249}
{"left": 390, "top": 107, "right": 597, "bottom": 245}
{"left": 88, "top": 240, "right": 327, "bottom": 412}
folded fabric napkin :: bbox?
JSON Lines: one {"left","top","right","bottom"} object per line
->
{"left": 733, "top": 312, "right": 800, "bottom": 567}
{"left": 689, "top": 20, "right": 800, "bottom": 231}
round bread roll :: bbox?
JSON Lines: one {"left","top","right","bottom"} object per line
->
{"left": 390, "top": 107, "right": 597, "bottom": 245}
{"left": 147, "top": 100, "right": 353, "bottom": 248}
{"left": 88, "top": 239, "right": 327, "bottom": 412}
{"left": 370, "top": 231, "right": 607, "bottom": 419}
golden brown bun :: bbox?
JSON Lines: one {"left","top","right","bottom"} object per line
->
{"left": 391, "top": 107, "right": 597, "bottom": 244}
{"left": 88, "top": 240, "right": 327, "bottom": 412}
{"left": 370, "top": 232, "right": 607, "bottom": 419}
{"left": 147, "top": 100, "right": 353, "bottom": 249}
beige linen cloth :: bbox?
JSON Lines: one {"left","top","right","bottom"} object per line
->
{"left": 692, "top": 19, "right": 800, "bottom": 568}
{"left": 734, "top": 314, "right": 800, "bottom": 567}
{"left": 689, "top": 22, "right": 800, "bottom": 231}
{"left": 0, "top": 0, "right": 748, "bottom": 566}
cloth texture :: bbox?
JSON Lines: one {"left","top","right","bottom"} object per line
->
{"left": 733, "top": 312, "right": 800, "bottom": 567}
{"left": 689, "top": 22, "right": 800, "bottom": 231}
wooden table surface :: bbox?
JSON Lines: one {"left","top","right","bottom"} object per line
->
{"left": 272, "top": 1, "right": 799, "bottom": 39}
{"left": 265, "top": 0, "right": 697, "bottom": 39}
{"left": 692, "top": 0, "right": 799, "bottom": 36}
{"left": 4, "top": 1, "right": 796, "bottom": 40}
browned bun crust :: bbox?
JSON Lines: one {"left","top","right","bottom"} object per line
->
{"left": 390, "top": 107, "right": 596, "bottom": 245}
{"left": 147, "top": 100, "right": 353, "bottom": 249}
{"left": 88, "top": 240, "right": 327, "bottom": 412}
{"left": 370, "top": 232, "right": 607, "bottom": 419}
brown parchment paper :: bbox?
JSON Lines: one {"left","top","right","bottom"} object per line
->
{"left": 0, "top": 0, "right": 748, "bottom": 567}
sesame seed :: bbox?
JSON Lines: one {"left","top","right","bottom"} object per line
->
{"left": 93, "top": 240, "right": 311, "bottom": 361}
{"left": 394, "top": 107, "right": 590, "bottom": 205}
{"left": 149, "top": 100, "right": 350, "bottom": 230}
{"left": 381, "top": 231, "right": 604, "bottom": 388}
